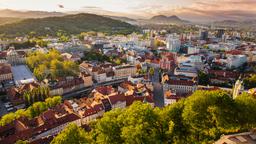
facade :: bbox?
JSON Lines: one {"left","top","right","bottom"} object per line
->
{"left": 166, "top": 35, "right": 181, "bottom": 52}
{"left": 174, "top": 67, "right": 198, "bottom": 77}
{"left": 0, "top": 63, "right": 13, "bottom": 82}
{"left": 163, "top": 79, "right": 197, "bottom": 94}
{"left": 160, "top": 52, "right": 176, "bottom": 71}
{"left": 80, "top": 72, "right": 93, "bottom": 87}
{"left": 199, "top": 29, "right": 208, "bottom": 40}
{"left": 187, "top": 46, "right": 200, "bottom": 54}
{"left": 6, "top": 48, "right": 26, "bottom": 65}
{"left": 226, "top": 55, "right": 247, "bottom": 68}
{"left": 113, "top": 65, "right": 136, "bottom": 79}
{"left": 214, "top": 129, "right": 256, "bottom": 144}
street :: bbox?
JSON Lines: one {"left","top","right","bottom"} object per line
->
{"left": 152, "top": 68, "right": 165, "bottom": 108}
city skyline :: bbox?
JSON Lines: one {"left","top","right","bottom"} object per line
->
{"left": 0, "top": 0, "right": 255, "bottom": 21}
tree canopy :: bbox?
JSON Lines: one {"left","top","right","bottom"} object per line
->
{"left": 26, "top": 49, "right": 78, "bottom": 81}
{"left": 51, "top": 90, "right": 256, "bottom": 144}
{"left": 0, "top": 96, "right": 61, "bottom": 126}
{"left": 51, "top": 123, "right": 91, "bottom": 144}
{"left": 243, "top": 74, "right": 256, "bottom": 89}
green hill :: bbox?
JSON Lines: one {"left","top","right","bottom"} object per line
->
{"left": 0, "top": 17, "right": 23, "bottom": 26}
{"left": 0, "top": 13, "right": 139, "bottom": 37}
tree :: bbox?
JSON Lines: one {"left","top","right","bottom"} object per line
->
{"left": 51, "top": 123, "right": 91, "bottom": 144}
{"left": 0, "top": 112, "right": 16, "bottom": 126}
{"left": 51, "top": 92, "right": 256, "bottom": 144}
{"left": 26, "top": 50, "right": 78, "bottom": 80}
{"left": 182, "top": 90, "right": 239, "bottom": 143}
{"left": 45, "top": 96, "right": 62, "bottom": 108}
{"left": 0, "top": 96, "right": 62, "bottom": 126}
{"left": 235, "top": 93, "right": 256, "bottom": 130}
{"left": 149, "top": 67, "right": 155, "bottom": 76}
{"left": 243, "top": 74, "right": 256, "bottom": 89}
{"left": 198, "top": 71, "right": 210, "bottom": 85}
{"left": 15, "top": 140, "right": 29, "bottom": 144}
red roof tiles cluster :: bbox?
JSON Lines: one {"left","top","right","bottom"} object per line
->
{"left": 0, "top": 104, "right": 79, "bottom": 144}
{"left": 0, "top": 63, "right": 12, "bottom": 75}
{"left": 208, "top": 69, "right": 239, "bottom": 79}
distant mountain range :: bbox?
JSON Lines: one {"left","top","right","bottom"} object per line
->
{"left": 0, "top": 13, "right": 139, "bottom": 37}
{"left": 149, "top": 15, "right": 189, "bottom": 24}
{"left": 0, "top": 9, "right": 65, "bottom": 18}
{"left": 211, "top": 20, "right": 256, "bottom": 30}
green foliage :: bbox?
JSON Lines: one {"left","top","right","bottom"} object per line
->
{"left": 198, "top": 71, "right": 210, "bottom": 85}
{"left": 235, "top": 92, "right": 256, "bottom": 130}
{"left": 26, "top": 49, "right": 78, "bottom": 80}
{"left": 17, "top": 91, "right": 256, "bottom": 143}
{"left": 51, "top": 123, "right": 91, "bottom": 144}
{"left": 82, "top": 50, "right": 110, "bottom": 62}
{"left": 0, "top": 96, "right": 61, "bottom": 126}
{"left": 9, "top": 40, "right": 36, "bottom": 49}
{"left": 23, "top": 86, "right": 50, "bottom": 106}
{"left": 182, "top": 91, "right": 239, "bottom": 143}
{"left": 15, "top": 140, "right": 29, "bottom": 144}
{"left": 0, "top": 13, "right": 139, "bottom": 37}
{"left": 82, "top": 50, "right": 126, "bottom": 65}
{"left": 149, "top": 67, "right": 155, "bottom": 76}
{"left": 243, "top": 74, "right": 256, "bottom": 89}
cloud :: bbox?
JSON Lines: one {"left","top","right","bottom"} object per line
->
{"left": 126, "top": 0, "right": 256, "bottom": 21}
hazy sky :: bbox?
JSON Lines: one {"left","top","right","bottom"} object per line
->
{"left": 0, "top": 0, "right": 256, "bottom": 21}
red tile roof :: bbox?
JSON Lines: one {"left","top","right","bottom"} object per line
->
{"left": 108, "top": 93, "right": 126, "bottom": 105}
{"left": 167, "top": 80, "right": 196, "bottom": 86}
{"left": 0, "top": 63, "right": 12, "bottom": 75}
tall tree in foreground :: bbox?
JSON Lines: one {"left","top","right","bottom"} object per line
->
{"left": 51, "top": 123, "right": 91, "bottom": 144}
{"left": 51, "top": 91, "right": 256, "bottom": 144}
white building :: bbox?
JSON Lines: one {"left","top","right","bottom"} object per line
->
{"left": 226, "top": 55, "right": 247, "bottom": 69}
{"left": 163, "top": 80, "right": 197, "bottom": 94}
{"left": 174, "top": 66, "right": 198, "bottom": 77}
{"left": 166, "top": 35, "right": 181, "bottom": 52}
{"left": 187, "top": 46, "right": 199, "bottom": 54}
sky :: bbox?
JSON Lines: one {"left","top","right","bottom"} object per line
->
{"left": 0, "top": 0, "right": 256, "bottom": 21}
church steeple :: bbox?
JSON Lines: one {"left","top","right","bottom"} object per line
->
{"left": 233, "top": 75, "right": 244, "bottom": 99}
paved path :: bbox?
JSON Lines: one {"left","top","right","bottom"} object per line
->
{"left": 152, "top": 68, "right": 164, "bottom": 108}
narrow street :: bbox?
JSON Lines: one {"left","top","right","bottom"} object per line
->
{"left": 152, "top": 68, "right": 165, "bottom": 107}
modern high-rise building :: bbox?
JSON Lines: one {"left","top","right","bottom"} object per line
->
{"left": 166, "top": 35, "right": 181, "bottom": 52}
{"left": 199, "top": 29, "right": 208, "bottom": 40}
{"left": 216, "top": 29, "right": 225, "bottom": 38}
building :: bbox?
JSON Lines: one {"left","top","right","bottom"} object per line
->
{"left": 174, "top": 66, "right": 198, "bottom": 77}
{"left": 164, "top": 90, "right": 182, "bottom": 105}
{"left": 45, "top": 77, "right": 85, "bottom": 96}
{"left": 80, "top": 72, "right": 93, "bottom": 87}
{"left": 79, "top": 62, "right": 113, "bottom": 83}
{"left": 226, "top": 55, "right": 247, "bottom": 69}
{"left": 61, "top": 53, "right": 81, "bottom": 62}
{"left": 7, "top": 82, "right": 40, "bottom": 106}
{"left": 216, "top": 29, "right": 225, "bottom": 38}
{"left": 166, "top": 35, "right": 181, "bottom": 52}
{"left": 0, "top": 104, "right": 82, "bottom": 144}
{"left": 5, "top": 47, "right": 26, "bottom": 65}
{"left": 160, "top": 52, "right": 176, "bottom": 71}
{"left": 0, "top": 63, "right": 13, "bottom": 82}
{"left": 187, "top": 46, "right": 199, "bottom": 54}
{"left": 199, "top": 29, "right": 208, "bottom": 40}
{"left": 113, "top": 65, "right": 136, "bottom": 79}
{"left": 163, "top": 79, "right": 197, "bottom": 94}
{"left": 214, "top": 129, "right": 256, "bottom": 144}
